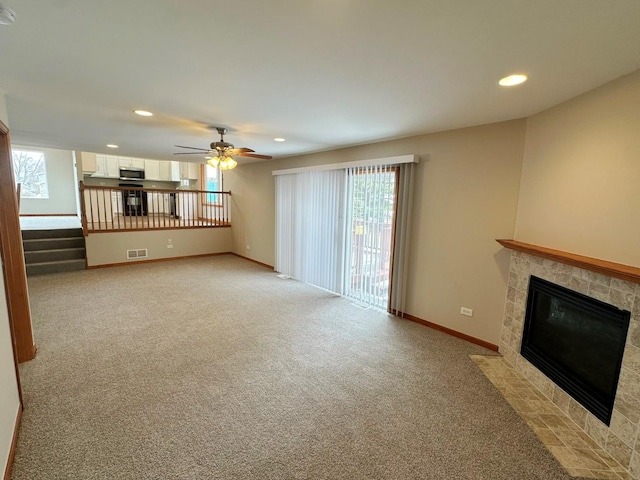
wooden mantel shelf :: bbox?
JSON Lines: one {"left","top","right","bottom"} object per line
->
{"left": 496, "top": 239, "right": 640, "bottom": 285}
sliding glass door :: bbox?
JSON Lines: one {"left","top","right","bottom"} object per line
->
{"left": 275, "top": 156, "right": 415, "bottom": 313}
{"left": 344, "top": 166, "right": 397, "bottom": 309}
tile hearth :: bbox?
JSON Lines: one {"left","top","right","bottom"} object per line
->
{"left": 472, "top": 355, "right": 632, "bottom": 479}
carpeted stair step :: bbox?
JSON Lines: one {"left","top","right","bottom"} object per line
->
{"left": 26, "top": 259, "right": 86, "bottom": 276}
{"left": 21, "top": 228, "right": 84, "bottom": 240}
{"left": 22, "top": 228, "right": 87, "bottom": 276}
{"left": 24, "top": 247, "right": 86, "bottom": 265}
{"left": 23, "top": 237, "right": 85, "bottom": 251}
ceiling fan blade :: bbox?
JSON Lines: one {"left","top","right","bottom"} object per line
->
{"left": 237, "top": 153, "right": 273, "bottom": 160}
{"left": 174, "top": 145, "right": 211, "bottom": 152}
{"left": 230, "top": 147, "right": 255, "bottom": 153}
{"left": 173, "top": 152, "right": 212, "bottom": 155}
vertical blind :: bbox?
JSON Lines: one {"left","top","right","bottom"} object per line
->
{"left": 275, "top": 170, "right": 346, "bottom": 293}
{"left": 275, "top": 157, "right": 416, "bottom": 313}
{"left": 388, "top": 162, "right": 414, "bottom": 316}
{"left": 343, "top": 164, "right": 397, "bottom": 309}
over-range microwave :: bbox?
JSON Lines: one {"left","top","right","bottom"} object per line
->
{"left": 119, "top": 168, "right": 145, "bottom": 181}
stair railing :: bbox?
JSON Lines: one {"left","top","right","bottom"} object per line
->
{"left": 79, "top": 181, "right": 231, "bottom": 234}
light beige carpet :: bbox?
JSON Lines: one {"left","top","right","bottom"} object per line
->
{"left": 14, "top": 255, "right": 581, "bottom": 479}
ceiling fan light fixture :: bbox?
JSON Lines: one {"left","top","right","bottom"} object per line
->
{"left": 207, "top": 157, "right": 220, "bottom": 167}
{"left": 219, "top": 157, "right": 238, "bottom": 170}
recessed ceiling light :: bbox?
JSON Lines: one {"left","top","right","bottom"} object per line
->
{"left": 134, "top": 110, "right": 153, "bottom": 117}
{"left": 274, "top": 137, "right": 286, "bottom": 142}
{"left": 204, "top": 156, "right": 212, "bottom": 159}
{"left": 499, "top": 74, "right": 528, "bottom": 87}
{"left": 106, "top": 144, "right": 119, "bottom": 149}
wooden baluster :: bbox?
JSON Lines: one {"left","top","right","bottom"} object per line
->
{"left": 116, "top": 187, "right": 124, "bottom": 230}
{"left": 134, "top": 187, "right": 139, "bottom": 230}
{"left": 151, "top": 191, "right": 155, "bottom": 229}
{"left": 88, "top": 189, "right": 95, "bottom": 231}
{"left": 102, "top": 188, "right": 108, "bottom": 231}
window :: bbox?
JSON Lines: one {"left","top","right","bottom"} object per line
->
{"left": 201, "top": 164, "right": 221, "bottom": 204}
{"left": 12, "top": 150, "right": 49, "bottom": 199}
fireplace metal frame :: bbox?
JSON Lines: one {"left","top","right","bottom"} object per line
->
{"left": 520, "top": 275, "right": 630, "bottom": 425}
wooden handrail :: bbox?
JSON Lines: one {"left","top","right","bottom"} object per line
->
{"left": 83, "top": 183, "right": 231, "bottom": 195}
{"left": 80, "top": 181, "right": 231, "bottom": 233}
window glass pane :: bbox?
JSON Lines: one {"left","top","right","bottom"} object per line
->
{"left": 12, "top": 150, "right": 49, "bottom": 199}
{"left": 204, "top": 164, "right": 219, "bottom": 203}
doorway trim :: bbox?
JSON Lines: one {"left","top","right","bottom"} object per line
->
{"left": 0, "top": 119, "right": 36, "bottom": 365}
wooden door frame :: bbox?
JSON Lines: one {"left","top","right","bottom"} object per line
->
{"left": 0, "top": 119, "right": 35, "bottom": 373}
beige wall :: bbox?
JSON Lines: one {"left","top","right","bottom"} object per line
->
{"left": 86, "top": 228, "right": 233, "bottom": 266}
{"left": 0, "top": 265, "right": 20, "bottom": 476}
{"left": 225, "top": 120, "right": 526, "bottom": 344}
{"left": 0, "top": 89, "right": 20, "bottom": 478}
{"left": 13, "top": 145, "right": 77, "bottom": 215}
{"left": 515, "top": 70, "right": 640, "bottom": 266}
{"left": 0, "top": 89, "right": 7, "bottom": 126}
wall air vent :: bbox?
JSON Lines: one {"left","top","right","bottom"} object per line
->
{"left": 126, "top": 249, "right": 148, "bottom": 260}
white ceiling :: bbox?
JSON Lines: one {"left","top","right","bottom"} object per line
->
{"left": 1, "top": 0, "right": 640, "bottom": 164}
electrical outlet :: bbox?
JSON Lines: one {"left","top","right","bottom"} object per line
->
{"left": 460, "top": 307, "right": 473, "bottom": 317}
{"left": 167, "top": 244, "right": 173, "bottom": 249}
{"left": 167, "top": 238, "right": 173, "bottom": 249}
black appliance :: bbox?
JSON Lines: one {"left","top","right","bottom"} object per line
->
{"left": 521, "top": 276, "right": 630, "bottom": 425}
{"left": 119, "top": 168, "right": 145, "bottom": 181}
{"left": 119, "top": 183, "right": 148, "bottom": 217}
{"left": 168, "top": 192, "right": 180, "bottom": 219}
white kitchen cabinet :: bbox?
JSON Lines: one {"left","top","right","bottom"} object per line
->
{"left": 132, "top": 158, "right": 145, "bottom": 169}
{"left": 180, "top": 162, "right": 199, "bottom": 180}
{"left": 118, "top": 157, "right": 132, "bottom": 168}
{"left": 105, "top": 156, "right": 120, "bottom": 178}
{"left": 171, "top": 161, "right": 181, "bottom": 181}
{"left": 145, "top": 159, "right": 161, "bottom": 180}
{"left": 91, "top": 154, "right": 119, "bottom": 178}
{"left": 92, "top": 155, "right": 107, "bottom": 177}
{"left": 158, "top": 161, "right": 172, "bottom": 181}
{"left": 80, "top": 152, "right": 97, "bottom": 174}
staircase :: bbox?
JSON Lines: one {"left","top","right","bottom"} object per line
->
{"left": 22, "top": 228, "right": 86, "bottom": 276}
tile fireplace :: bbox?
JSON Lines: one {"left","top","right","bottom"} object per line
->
{"left": 498, "top": 246, "right": 640, "bottom": 478}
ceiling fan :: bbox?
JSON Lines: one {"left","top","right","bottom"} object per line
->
{"left": 174, "top": 127, "right": 272, "bottom": 170}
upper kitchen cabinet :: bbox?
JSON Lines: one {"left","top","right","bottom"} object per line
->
{"left": 144, "top": 159, "right": 161, "bottom": 181}
{"left": 132, "top": 158, "right": 145, "bottom": 169}
{"left": 171, "top": 161, "right": 200, "bottom": 182}
{"left": 180, "top": 162, "right": 199, "bottom": 180}
{"left": 105, "top": 156, "right": 120, "bottom": 177}
{"left": 160, "top": 161, "right": 180, "bottom": 181}
{"left": 91, "top": 155, "right": 120, "bottom": 178}
{"left": 118, "top": 157, "right": 144, "bottom": 169}
{"left": 79, "top": 152, "right": 97, "bottom": 174}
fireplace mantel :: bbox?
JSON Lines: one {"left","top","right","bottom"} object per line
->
{"left": 496, "top": 239, "right": 640, "bottom": 284}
